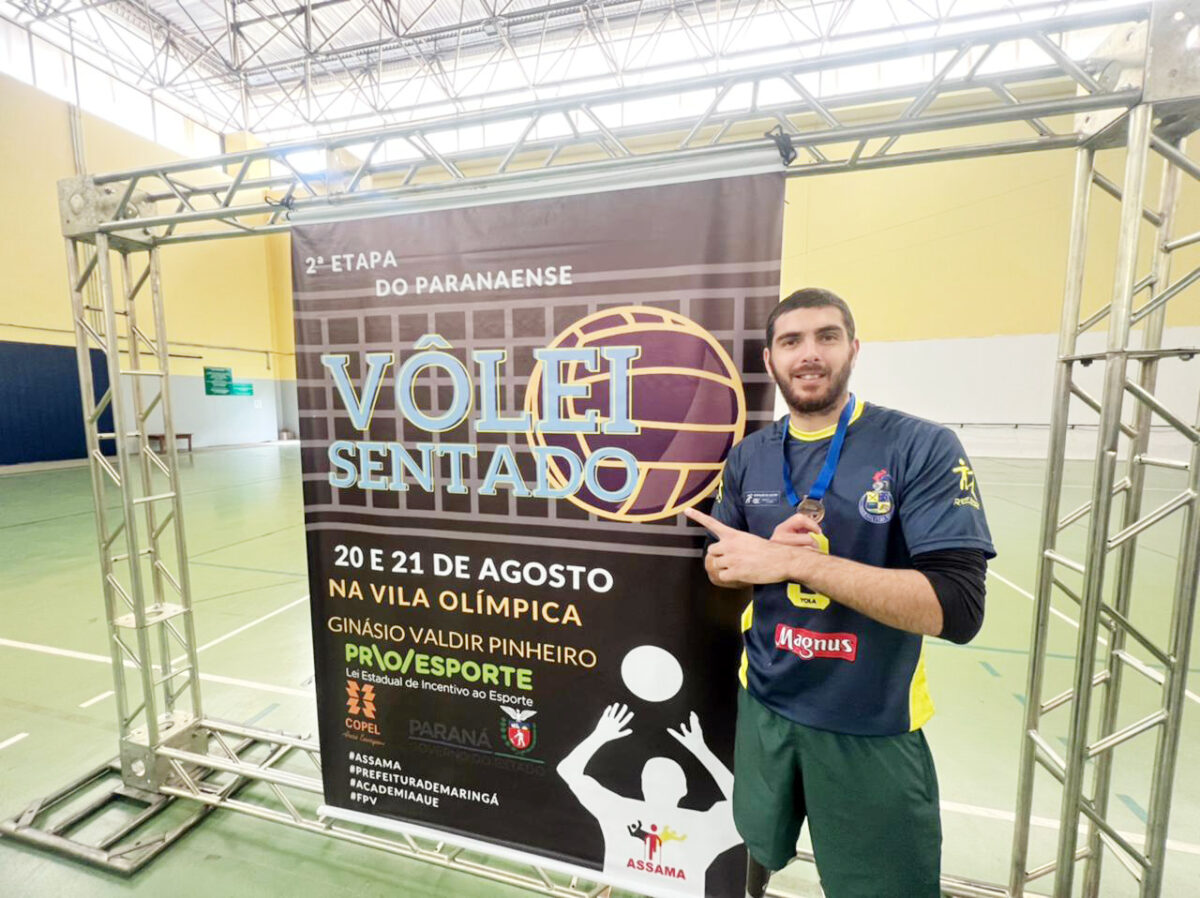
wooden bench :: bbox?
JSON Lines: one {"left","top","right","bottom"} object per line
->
{"left": 147, "top": 433, "right": 193, "bottom": 453}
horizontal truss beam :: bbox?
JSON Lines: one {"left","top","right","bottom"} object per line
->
{"left": 58, "top": 4, "right": 1152, "bottom": 245}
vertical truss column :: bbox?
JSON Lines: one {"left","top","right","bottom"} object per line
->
{"left": 1053, "top": 100, "right": 1154, "bottom": 898}
{"left": 1082, "top": 132, "right": 1185, "bottom": 896}
{"left": 1010, "top": 104, "right": 1200, "bottom": 897}
{"left": 64, "top": 233, "right": 205, "bottom": 792}
{"left": 1008, "top": 139, "right": 1095, "bottom": 898}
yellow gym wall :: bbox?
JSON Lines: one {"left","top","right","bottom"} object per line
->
{"left": 780, "top": 121, "right": 1200, "bottom": 342}
{"left": 0, "top": 73, "right": 291, "bottom": 383}
{"left": 3, "top": 67, "right": 1196, "bottom": 391}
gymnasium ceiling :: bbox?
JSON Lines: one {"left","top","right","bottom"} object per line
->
{"left": 1, "top": 0, "right": 1136, "bottom": 140}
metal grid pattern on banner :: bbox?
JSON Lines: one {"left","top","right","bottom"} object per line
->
{"left": 1, "top": 1, "right": 1198, "bottom": 896}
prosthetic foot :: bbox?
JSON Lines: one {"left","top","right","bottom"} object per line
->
{"left": 745, "top": 855, "right": 772, "bottom": 898}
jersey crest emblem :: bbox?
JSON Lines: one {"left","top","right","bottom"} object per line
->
{"left": 858, "top": 468, "right": 894, "bottom": 523}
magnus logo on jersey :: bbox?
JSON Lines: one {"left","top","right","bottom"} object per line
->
{"left": 743, "top": 490, "right": 782, "bottom": 506}
{"left": 775, "top": 624, "right": 858, "bottom": 662}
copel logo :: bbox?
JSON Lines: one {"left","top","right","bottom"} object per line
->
{"left": 347, "top": 679, "right": 376, "bottom": 718}
{"left": 775, "top": 625, "right": 858, "bottom": 662}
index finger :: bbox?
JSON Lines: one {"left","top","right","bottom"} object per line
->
{"left": 683, "top": 506, "right": 738, "bottom": 539}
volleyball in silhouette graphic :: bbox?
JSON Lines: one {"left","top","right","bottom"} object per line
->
{"left": 525, "top": 306, "right": 746, "bottom": 522}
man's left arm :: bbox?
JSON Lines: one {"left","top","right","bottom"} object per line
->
{"left": 785, "top": 547, "right": 943, "bottom": 636}
{"left": 777, "top": 544, "right": 987, "bottom": 643}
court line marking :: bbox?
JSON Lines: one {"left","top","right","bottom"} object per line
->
{"left": 0, "top": 637, "right": 313, "bottom": 700}
{"left": 199, "top": 673, "right": 310, "bottom": 698}
{"left": 191, "top": 594, "right": 309, "bottom": 655}
{"left": 0, "top": 732, "right": 29, "bottom": 752}
{"left": 192, "top": 560, "right": 307, "bottom": 578}
{"left": 13, "top": 594, "right": 312, "bottom": 710}
{"left": 988, "top": 569, "right": 1103, "bottom": 640}
{"left": 988, "top": 569, "right": 1200, "bottom": 707}
{"left": 191, "top": 523, "right": 304, "bottom": 559}
{"left": 0, "top": 638, "right": 111, "bottom": 665}
{"left": 78, "top": 690, "right": 115, "bottom": 708}
{"left": 940, "top": 800, "right": 1200, "bottom": 857}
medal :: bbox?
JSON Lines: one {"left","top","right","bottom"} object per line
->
{"left": 796, "top": 496, "right": 825, "bottom": 524}
{"left": 781, "top": 394, "right": 856, "bottom": 524}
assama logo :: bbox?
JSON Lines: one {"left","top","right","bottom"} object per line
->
{"left": 626, "top": 819, "right": 688, "bottom": 880}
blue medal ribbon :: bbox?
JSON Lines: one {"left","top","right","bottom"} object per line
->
{"left": 782, "top": 394, "right": 857, "bottom": 509}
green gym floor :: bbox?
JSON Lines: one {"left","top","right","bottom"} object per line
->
{"left": 0, "top": 446, "right": 1196, "bottom": 897}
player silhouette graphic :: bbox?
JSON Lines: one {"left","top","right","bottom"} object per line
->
{"left": 558, "top": 703, "right": 740, "bottom": 896}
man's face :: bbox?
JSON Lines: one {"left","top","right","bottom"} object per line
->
{"left": 764, "top": 306, "right": 859, "bottom": 415}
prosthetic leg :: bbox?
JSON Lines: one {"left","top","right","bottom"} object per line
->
{"left": 745, "top": 855, "right": 772, "bottom": 898}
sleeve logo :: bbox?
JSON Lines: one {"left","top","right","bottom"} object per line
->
{"left": 952, "top": 458, "right": 981, "bottom": 509}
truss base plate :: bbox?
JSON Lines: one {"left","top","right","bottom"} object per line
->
{"left": 0, "top": 758, "right": 215, "bottom": 876}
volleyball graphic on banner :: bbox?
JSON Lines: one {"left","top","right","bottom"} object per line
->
{"left": 525, "top": 306, "right": 747, "bottom": 522}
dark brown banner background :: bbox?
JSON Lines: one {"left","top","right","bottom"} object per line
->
{"left": 292, "top": 173, "right": 784, "bottom": 898}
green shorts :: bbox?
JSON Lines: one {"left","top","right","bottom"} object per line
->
{"left": 732, "top": 688, "right": 942, "bottom": 898}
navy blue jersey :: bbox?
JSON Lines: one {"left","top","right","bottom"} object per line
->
{"left": 711, "top": 399, "right": 995, "bottom": 735}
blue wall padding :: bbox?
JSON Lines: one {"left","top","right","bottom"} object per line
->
{"left": 0, "top": 340, "right": 115, "bottom": 465}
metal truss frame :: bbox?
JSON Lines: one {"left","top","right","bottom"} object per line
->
{"left": 2, "top": 1, "right": 1198, "bottom": 897}
{"left": 57, "top": 3, "right": 1154, "bottom": 249}
{"left": 1008, "top": 107, "right": 1200, "bottom": 898}
{"left": 63, "top": 232, "right": 208, "bottom": 791}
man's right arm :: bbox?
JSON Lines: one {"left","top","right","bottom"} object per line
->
{"left": 703, "top": 453, "right": 750, "bottom": 590}
{"left": 700, "top": 448, "right": 822, "bottom": 589}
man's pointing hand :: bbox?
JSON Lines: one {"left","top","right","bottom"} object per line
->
{"left": 684, "top": 507, "right": 804, "bottom": 586}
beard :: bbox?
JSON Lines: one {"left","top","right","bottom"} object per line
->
{"left": 769, "top": 355, "right": 854, "bottom": 416}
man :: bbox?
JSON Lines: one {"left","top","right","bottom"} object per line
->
{"left": 685, "top": 287, "right": 994, "bottom": 898}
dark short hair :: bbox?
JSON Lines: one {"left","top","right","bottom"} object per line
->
{"left": 766, "top": 288, "right": 856, "bottom": 344}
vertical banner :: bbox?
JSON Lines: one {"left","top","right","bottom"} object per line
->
{"left": 292, "top": 174, "right": 784, "bottom": 898}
